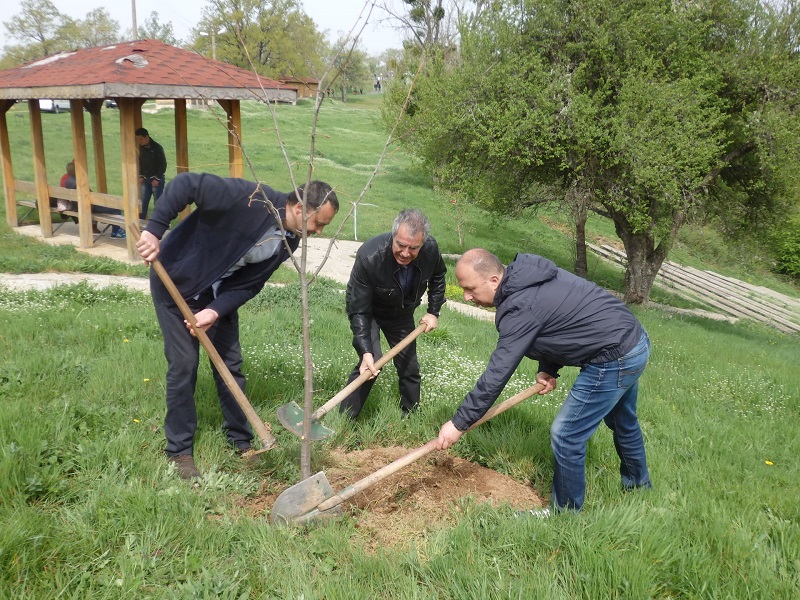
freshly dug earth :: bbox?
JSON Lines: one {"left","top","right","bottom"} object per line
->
{"left": 246, "top": 446, "right": 546, "bottom": 550}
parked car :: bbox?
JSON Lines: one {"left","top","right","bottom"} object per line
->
{"left": 38, "top": 99, "right": 70, "bottom": 113}
{"left": 105, "top": 98, "right": 118, "bottom": 109}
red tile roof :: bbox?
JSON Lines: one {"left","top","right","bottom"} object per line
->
{"left": 0, "top": 39, "right": 297, "bottom": 103}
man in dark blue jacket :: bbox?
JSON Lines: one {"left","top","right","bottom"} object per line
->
{"left": 136, "top": 172, "right": 338, "bottom": 479}
{"left": 339, "top": 209, "right": 446, "bottom": 418}
{"left": 436, "top": 248, "right": 651, "bottom": 513}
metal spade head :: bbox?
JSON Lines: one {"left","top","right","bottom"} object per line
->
{"left": 276, "top": 401, "right": 335, "bottom": 441}
{"left": 270, "top": 471, "right": 337, "bottom": 525}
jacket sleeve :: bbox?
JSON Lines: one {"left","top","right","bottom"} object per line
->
{"left": 425, "top": 247, "right": 447, "bottom": 316}
{"left": 143, "top": 172, "right": 202, "bottom": 238}
{"left": 451, "top": 305, "right": 545, "bottom": 431}
{"left": 155, "top": 143, "right": 167, "bottom": 176}
{"left": 346, "top": 252, "right": 376, "bottom": 356}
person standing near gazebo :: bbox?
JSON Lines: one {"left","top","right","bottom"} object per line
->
{"left": 135, "top": 127, "right": 167, "bottom": 220}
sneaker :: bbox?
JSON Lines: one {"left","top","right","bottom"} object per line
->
{"left": 56, "top": 200, "right": 70, "bottom": 212}
{"left": 514, "top": 507, "right": 551, "bottom": 519}
{"left": 167, "top": 454, "right": 201, "bottom": 480}
{"left": 110, "top": 229, "right": 126, "bottom": 239}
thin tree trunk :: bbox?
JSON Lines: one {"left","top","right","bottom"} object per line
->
{"left": 574, "top": 206, "right": 588, "bottom": 278}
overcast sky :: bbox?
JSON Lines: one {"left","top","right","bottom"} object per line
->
{"left": 0, "top": 0, "right": 405, "bottom": 56}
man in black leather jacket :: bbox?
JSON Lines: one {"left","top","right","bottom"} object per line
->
{"left": 339, "top": 209, "right": 447, "bottom": 418}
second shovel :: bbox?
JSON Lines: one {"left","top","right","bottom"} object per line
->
{"left": 276, "top": 323, "right": 427, "bottom": 440}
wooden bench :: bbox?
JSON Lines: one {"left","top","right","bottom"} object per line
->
{"left": 15, "top": 180, "right": 147, "bottom": 240}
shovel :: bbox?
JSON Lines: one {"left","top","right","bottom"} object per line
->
{"left": 271, "top": 381, "right": 546, "bottom": 525}
{"left": 276, "top": 323, "right": 427, "bottom": 441}
{"left": 130, "top": 223, "right": 276, "bottom": 455}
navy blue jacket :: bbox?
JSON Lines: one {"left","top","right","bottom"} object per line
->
{"left": 452, "top": 253, "right": 643, "bottom": 430}
{"left": 144, "top": 172, "right": 298, "bottom": 318}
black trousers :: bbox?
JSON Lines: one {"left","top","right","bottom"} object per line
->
{"left": 339, "top": 313, "right": 421, "bottom": 418}
{"left": 151, "top": 272, "right": 253, "bottom": 456}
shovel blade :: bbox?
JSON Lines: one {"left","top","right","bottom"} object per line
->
{"left": 271, "top": 471, "right": 336, "bottom": 526}
{"left": 276, "top": 401, "right": 335, "bottom": 441}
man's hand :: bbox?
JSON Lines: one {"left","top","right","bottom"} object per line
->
{"left": 535, "top": 372, "right": 557, "bottom": 394}
{"left": 185, "top": 308, "right": 219, "bottom": 336}
{"left": 359, "top": 353, "right": 380, "bottom": 378}
{"left": 152, "top": 178, "right": 160, "bottom": 187}
{"left": 136, "top": 230, "right": 160, "bottom": 265}
{"left": 419, "top": 313, "right": 438, "bottom": 332}
{"left": 435, "top": 420, "right": 464, "bottom": 450}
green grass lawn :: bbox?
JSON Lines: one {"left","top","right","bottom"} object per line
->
{"left": 1, "top": 95, "right": 799, "bottom": 598}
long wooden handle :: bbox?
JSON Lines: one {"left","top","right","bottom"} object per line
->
{"left": 316, "top": 382, "right": 546, "bottom": 511}
{"left": 311, "top": 323, "right": 428, "bottom": 420}
{"left": 130, "top": 224, "right": 276, "bottom": 450}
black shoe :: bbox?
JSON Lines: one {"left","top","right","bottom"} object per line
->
{"left": 168, "top": 454, "right": 201, "bottom": 479}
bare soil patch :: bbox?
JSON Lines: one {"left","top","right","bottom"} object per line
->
{"left": 244, "top": 446, "right": 546, "bottom": 550}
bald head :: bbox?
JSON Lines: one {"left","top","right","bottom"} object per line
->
{"left": 458, "top": 248, "right": 504, "bottom": 276}
{"left": 455, "top": 248, "right": 505, "bottom": 307}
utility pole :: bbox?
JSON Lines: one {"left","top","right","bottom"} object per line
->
{"left": 131, "top": 0, "right": 138, "bottom": 39}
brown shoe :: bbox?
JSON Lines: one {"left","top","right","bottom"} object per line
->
{"left": 168, "top": 454, "right": 201, "bottom": 480}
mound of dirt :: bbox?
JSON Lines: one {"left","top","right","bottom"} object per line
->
{"left": 246, "top": 446, "right": 546, "bottom": 549}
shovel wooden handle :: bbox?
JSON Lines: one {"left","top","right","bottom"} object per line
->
{"left": 130, "top": 223, "right": 276, "bottom": 450}
{"left": 315, "top": 381, "right": 546, "bottom": 512}
{"left": 310, "top": 323, "right": 428, "bottom": 420}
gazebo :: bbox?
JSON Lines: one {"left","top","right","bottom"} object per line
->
{"left": 0, "top": 39, "right": 297, "bottom": 261}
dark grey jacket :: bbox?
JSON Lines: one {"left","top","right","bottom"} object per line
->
{"left": 346, "top": 232, "right": 446, "bottom": 356}
{"left": 144, "top": 172, "right": 298, "bottom": 318}
{"left": 451, "top": 253, "right": 643, "bottom": 430}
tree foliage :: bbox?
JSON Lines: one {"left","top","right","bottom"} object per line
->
{"left": 0, "top": 0, "right": 121, "bottom": 67}
{"left": 384, "top": 0, "right": 800, "bottom": 302}
{"left": 192, "top": 0, "right": 326, "bottom": 78}
{"left": 138, "top": 12, "right": 180, "bottom": 46}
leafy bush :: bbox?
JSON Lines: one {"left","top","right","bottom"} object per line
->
{"left": 773, "top": 218, "right": 800, "bottom": 279}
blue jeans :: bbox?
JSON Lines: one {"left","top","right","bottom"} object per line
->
{"left": 550, "top": 330, "right": 651, "bottom": 511}
{"left": 140, "top": 177, "right": 165, "bottom": 220}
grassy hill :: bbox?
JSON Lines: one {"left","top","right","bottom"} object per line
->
{"left": 1, "top": 94, "right": 798, "bottom": 598}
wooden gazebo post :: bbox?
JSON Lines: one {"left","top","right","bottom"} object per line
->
{"left": 27, "top": 100, "right": 53, "bottom": 237}
{"left": 218, "top": 100, "right": 243, "bottom": 178}
{"left": 119, "top": 98, "right": 143, "bottom": 261}
{"left": 0, "top": 100, "right": 16, "bottom": 226}
{"left": 69, "top": 99, "right": 94, "bottom": 246}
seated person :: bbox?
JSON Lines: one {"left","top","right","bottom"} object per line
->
{"left": 61, "top": 160, "right": 126, "bottom": 239}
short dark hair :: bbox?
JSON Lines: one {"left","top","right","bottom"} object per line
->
{"left": 134, "top": 127, "right": 149, "bottom": 137}
{"left": 392, "top": 209, "right": 430, "bottom": 240}
{"left": 288, "top": 181, "right": 339, "bottom": 212}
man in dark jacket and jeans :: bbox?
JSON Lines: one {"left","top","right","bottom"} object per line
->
{"left": 436, "top": 248, "right": 651, "bottom": 513}
{"left": 136, "top": 172, "right": 338, "bottom": 479}
{"left": 339, "top": 209, "right": 447, "bottom": 418}
{"left": 135, "top": 127, "right": 168, "bottom": 219}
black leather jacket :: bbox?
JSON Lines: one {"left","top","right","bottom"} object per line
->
{"left": 346, "top": 232, "right": 447, "bottom": 356}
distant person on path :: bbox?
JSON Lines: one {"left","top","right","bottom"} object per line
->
{"left": 136, "top": 173, "right": 339, "bottom": 480}
{"left": 135, "top": 127, "right": 167, "bottom": 220}
{"left": 339, "top": 209, "right": 446, "bottom": 419}
{"left": 436, "top": 249, "right": 652, "bottom": 514}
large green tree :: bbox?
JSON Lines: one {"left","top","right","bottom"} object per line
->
{"left": 385, "top": 0, "right": 800, "bottom": 302}
{"left": 1, "top": 0, "right": 121, "bottom": 67}
{"left": 193, "top": 0, "right": 326, "bottom": 78}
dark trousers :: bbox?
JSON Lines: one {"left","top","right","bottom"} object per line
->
{"left": 339, "top": 314, "right": 421, "bottom": 418}
{"left": 151, "top": 272, "right": 253, "bottom": 456}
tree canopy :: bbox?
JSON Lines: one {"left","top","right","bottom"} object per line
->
{"left": 191, "top": 0, "right": 327, "bottom": 78}
{"left": 384, "top": 0, "right": 800, "bottom": 300}
{"left": 0, "top": 0, "right": 121, "bottom": 67}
